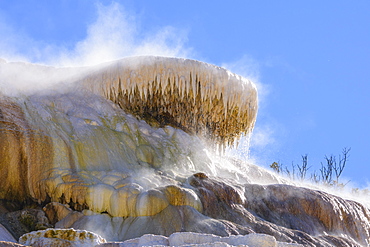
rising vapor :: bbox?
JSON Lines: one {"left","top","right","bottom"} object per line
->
{"left": 0, "top": 2, "right": 192, "bottom": 66}
{"left": 0, "top": 2, "right": 192, "bottom": 95}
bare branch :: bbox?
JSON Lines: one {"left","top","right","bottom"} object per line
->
{"left": 334, "top": 147, "right": 350, "bottom": 183}
{"left": 269, "top": 147, "right": 350, "bottom": 187}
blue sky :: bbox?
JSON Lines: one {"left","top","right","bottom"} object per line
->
{"left": 1, "top": 1, "right": 369, "bottom": 187}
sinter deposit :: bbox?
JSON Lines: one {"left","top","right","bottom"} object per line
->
{"left": 0, "top": 56, "right": 369, "bottom": 246}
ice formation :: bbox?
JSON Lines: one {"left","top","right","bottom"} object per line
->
{"left": 0, "top": 57, "right": 369, "bottom": 246}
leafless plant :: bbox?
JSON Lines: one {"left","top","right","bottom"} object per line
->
{"left": 270, "top": 148, "right": 351, "bottom": 187}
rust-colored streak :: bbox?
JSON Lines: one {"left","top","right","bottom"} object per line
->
{"left": 0, "top": 97, "right": 53, "bottom": 202}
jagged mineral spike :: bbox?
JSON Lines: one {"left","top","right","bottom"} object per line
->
{"left": 179, "top": 76, "right": 185, "bottom": 98}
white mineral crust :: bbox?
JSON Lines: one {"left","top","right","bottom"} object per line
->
{"left": 19, "top": 228, "right": 107, "bottom": 247}
{"left": 96, "top": 232, "right": 304, "bottom": 247}
{"left": 0, "top": 223, "right": 17, "bottom": 243}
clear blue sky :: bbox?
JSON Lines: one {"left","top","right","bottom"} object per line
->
{"left": 1, "top": 1, "right": 369, "bottom": 187}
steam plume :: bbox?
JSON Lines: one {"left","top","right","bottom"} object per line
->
{"left": 0, "top": 2, "right": 191, "bottom": 66}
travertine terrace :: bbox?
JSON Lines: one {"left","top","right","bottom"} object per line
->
{"left": 0, "top": 57, "right": 369, "bottom": 246}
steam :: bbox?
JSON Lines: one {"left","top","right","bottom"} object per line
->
{"left": 0, "top": 2, "right": 192, "bottom": 95}
{"left": 221, "top": 55, "right": 370, "bottom": 207}
{"left": 51, "top": 3, "right": 191, "bottom": 67}
{"left": 0, "top": 2, "right": 191, "bottom": 66}
{"left": 223, "top": 55, "right": 277, "bottom": 162}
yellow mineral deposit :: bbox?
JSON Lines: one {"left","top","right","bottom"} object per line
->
{"left": 109, "top": 185, "right": 141, "bottom": 217}
{"left": 135, "top": 189, "right": 169, "bottom": 216}
{"left": 163, "top": 185, "right": 203, "bottom": 212}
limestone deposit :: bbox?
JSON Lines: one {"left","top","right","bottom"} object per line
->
{"left": 80, "top": 57, "right": 258, "bottom": 148}
{"left": 19, "top": 228, "right": 106, "bottom": 247}
{"left": 0, "top": 223, "right": 16, "bottom": 243}
{"left": 99, "top": 232, "right": 304, "bottom": 247}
